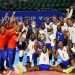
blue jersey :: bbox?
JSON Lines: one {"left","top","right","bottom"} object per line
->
{"left": 56, "top": 32, "right": 64, "bottom": 42}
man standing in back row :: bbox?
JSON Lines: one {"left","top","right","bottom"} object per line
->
{"left": 0, "top": 25, "right": 7, "bottom": 73}
{"left": 6, "top": 17, "right": 18, "bottom": 71}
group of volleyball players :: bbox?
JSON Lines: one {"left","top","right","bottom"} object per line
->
{"left": 0, "top": 6, "right": 75, "bottom": 75}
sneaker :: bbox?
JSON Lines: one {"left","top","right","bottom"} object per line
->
{"left": 63, "top": 66, "right": 74, "bottom": 74}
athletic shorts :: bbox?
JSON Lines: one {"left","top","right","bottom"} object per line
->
{"left": 38, "top": 64, "right": 50, "bottom": 70}
{"left": 60, "top": 60, "right": 70, "bottom": 69}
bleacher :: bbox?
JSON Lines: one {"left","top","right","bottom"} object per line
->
{"left": 0, "top": 0, "right": 75, "bottom": 18}
{"left": 0, "top": 0, "right": 74, "bottom": 10}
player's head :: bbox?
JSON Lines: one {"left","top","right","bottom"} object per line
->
{"left": 42, "top": 45, "right": 47, "bottom": 53}
{"left": 41, "top": 24, "right": 45, "bottom": 30}
{"left": 59, "top": 21, "right": 64, "bottom": 26}
{"left": 67, "top": 18, "right": 73, "bottom": 26}
{"left": 37, "top": 33, "right": 41, "bottom": 41}
{"left": 34, "top": 41, "right": 39, "bottom": 50}
{"left": 24, "top": 19, "right": 29, "bottom": 26}
{"left": 0, "top": 25, "right": 5, "bottom": 33}
{"left": 31, "top": 20, "right": 36, "bottom": 28}
{"left": 45, "top": 17, "right": 50, "bottom": 24}
{"left": 57, "top": 25, "right": 61, "bottom": 32}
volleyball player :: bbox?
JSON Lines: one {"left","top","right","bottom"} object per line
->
{"left": 0, "top": 25, "right": 7, "bottom": 73}
{"left": 38, "top": 45, "right": 50, "bottom": 71}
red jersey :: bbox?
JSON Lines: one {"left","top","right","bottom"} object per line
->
{"left": 7, "top": 28, "right": 18, "bottom": 48}
{"left": 0, "top": 32, "right": 7, "bottom": 49}
{"left": 8, "top": 34, "right": 17, "bottom": 48}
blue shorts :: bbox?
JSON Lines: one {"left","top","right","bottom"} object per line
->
{"left": 38, "top": 64, "right": 50, "bottom": 70}
{"left": 60, "top": 60, "right": 70, "bottom": 69}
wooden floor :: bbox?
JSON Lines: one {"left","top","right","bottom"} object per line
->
{"left": 24, "top": 71, "right": 64, "bottom": 75}
{"left": 23, "top": 71, "right": 75, "bottom": 75}
{"left": 1, "top": 71, "right": 75, "bottom": 75}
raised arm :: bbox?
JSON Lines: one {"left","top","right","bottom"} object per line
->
{"left": 64, "top": 6, "right": 73, "bottom": 23}
{"left": 66, "top": 6, "right": 73, "bottom": 18}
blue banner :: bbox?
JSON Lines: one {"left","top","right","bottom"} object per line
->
{"left": 0, "top": 10, "right": 64, "bottom": 17}
{"left": 0, "top": 10, "right": 64, "bottom": 27}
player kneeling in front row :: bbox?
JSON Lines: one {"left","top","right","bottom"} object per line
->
{"left": 53, "top": 41, "right": 75, "bottom": 73}
{"left": 37, "top": 45, "right": 51, "bottom": 71}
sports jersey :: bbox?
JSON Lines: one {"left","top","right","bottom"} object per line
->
{"left": 61, "top": 23, "right": 68, "bottom": 31}
{"left": 8, "top": 33, "right": 18, "bottom": 48}
{"left": 7, "top": 28, "right": 18, "bottom": 48}
{"left": 49, "top": 33, "right": 56, "bottom": 47}
{"left": 28, "top": 40, "right": 35, "bottom": 54}
{"left": 38, "top": 51, "right": 49, "bottom": 65}
{"left": 56, "top": 31, "right": 64, "bottom": 42}
{"left": 69, "top": 26, "right": 75, "bottom": 43}
{"left": 0, "top": 32, "right": 7, "bottom": 49}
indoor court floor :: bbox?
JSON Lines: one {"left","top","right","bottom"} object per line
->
{"left": 12, "top": 51, "right": 75, "bottom": 75}
{"left": 23, "top": 71, "right": 75, "bottom": 75}
{"left": 1, "top": 70, "right": 75, "bottom": 75}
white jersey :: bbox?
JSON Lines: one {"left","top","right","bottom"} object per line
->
{"left": 45, "top": 32, "right": 56, "bottom": 45}
{"left": 46, "top": 22, "right": 57, "bottom": 34}
{"left": 58, "top": 47, "right": 69, "bottom": 61}
{"left": 52, "top": 23, "right": 57, "bottom": 34}
{"left": 38, "top": 51, "right": 49, "bottom": 65}
{"left": 49, "top": 33, "right": 56, "bottom": 46}
{"left": 62, "top": 23, "right": 69, "bottom": 31}
{"left": 69, "top": 26, "right": 75, "bottom": 43}
{"left": 28, "top": 40, "right": 35, "bottom": 54}
{"left": 45, "top": 33, "right": 51, "bottom": 44}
